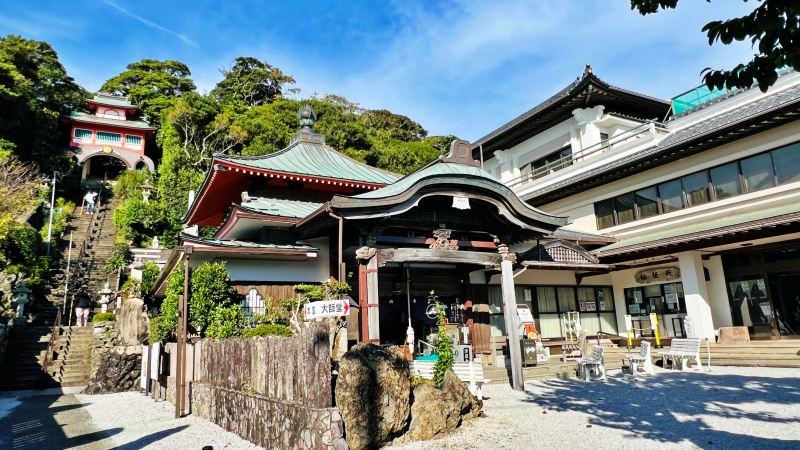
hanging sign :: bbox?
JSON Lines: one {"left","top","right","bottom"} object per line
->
{"left": 304, "top": 299, "right": 350, "bottom": 320}
{"left": 635, "top": 267, "right": 681, "bottom": 284}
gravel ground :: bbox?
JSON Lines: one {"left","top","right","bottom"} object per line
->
{"left": 388, "top": 366, "right": 800, "bottom": 450}
{"left": 75, "top": 391, "right": 265, "bottom": 450}
{"left": 9, "top": 366, "right": 795, "bottom": 449}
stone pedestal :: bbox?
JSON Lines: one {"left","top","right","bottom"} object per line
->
{"left": 718, "top": 326, "right": 750, "bottom": 344}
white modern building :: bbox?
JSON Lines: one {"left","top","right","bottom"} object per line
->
{"left": 475, "top": 65, "right": 800, "bottom": 341}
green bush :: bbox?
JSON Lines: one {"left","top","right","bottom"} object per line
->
{"left": 140, "top": 262, "right": 160, "bottom": 301}
{"left": 105, "top": 243, "right": 132, "bottom": 272}
{"left": 431, "top": 291, "right": 454, "bottom": 388}
{"left": 40, "top": 198, "right": 75, "bottom": 243}
{"left": 5, "top": 226, "right": 41, "bottom": 267}
{"left": 242, "top": 324, "right": 293, "bottom": 338}
{"left": 93, "top": 312, "right": 116, "bottom": 322}
{"left": 148, "top": 316, "right": 168, "bottom": 344}
{"left": 119, "top": 277, "right": 142, "bottom": 300}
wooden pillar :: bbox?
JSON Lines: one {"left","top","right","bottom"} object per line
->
{"left": 175, "top": 247, "right": 192, "bottom": 418}
{"left": 358, "top": 261, "right": 368, "bottom": 342}
{"left": 367, "top": 256, "right": 380, "bottom": 343}
{"left": 499, "top": 244, "right": 524, "bottom": 391}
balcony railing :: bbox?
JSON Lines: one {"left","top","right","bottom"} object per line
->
{"left": 507, "top": 120, "right": 667, "bottom": 189}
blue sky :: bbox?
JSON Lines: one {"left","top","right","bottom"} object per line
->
{"left": 1, "top": 1, "right": 756, "bottom": 141}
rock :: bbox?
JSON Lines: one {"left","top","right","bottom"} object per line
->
{"left": 336, "top": 343, "right": 410, "bottom": 450}
{"left": 83, "top": 345, "right": 143, "bottom": 394}
{"left": 118, "top": 298, "right": 149, "bottom": 346}
{"left": 403, "top": 370, "right": 483, "bottom": 442}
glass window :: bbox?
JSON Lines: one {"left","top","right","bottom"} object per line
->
{"left": 594, "top": 199, "right": 615, "bottom": 229}
{"left": 682, "top": 171, "right": 710, "bottom": 207}
{"left": 536, "top": 287, "right": 557, "bottom": 313}
{"left": 96, "top": 131, "right": 121, "bottom": 143}
{"left": 772, "top": 143, "right": 800, "bottom": 185}
{"left": 710, "top": 162, "right": 742, "bottom": 200}
{"left": 557, "top": 287, "right": 576, "bottom": 312}
{"left": 658, "top": 179, "right": 684, "bottom": 213}
{"left": 577, "top": 287, "right": 595, "bottom": 312}
{"left": 597, "top": 288, "right": 614, "bottom": 311}
{"left": 635, "top": 187, "right": 659, "bottom": 219}
{"left": 614, "top": 192, "right": 636, "bottom": 224}
{"left": 74, "top": 128, "right": 92, "bottom": 139}
{"left": 125, "top": 135, "right": 142, "bottom": 145}
{"left": 741, "top": 153, "right": 775, "bottom": 192}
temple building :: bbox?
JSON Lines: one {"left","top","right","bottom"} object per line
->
{"left": 64, "top": 94, "right": 157, "bottom": 184}
{"left": 152, "top": 106, "right": 606, "bottom": 381}
{"left": 478, "top": 64, "right": 800, "bottom": 342}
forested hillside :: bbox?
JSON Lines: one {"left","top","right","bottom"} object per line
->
{"left": 0, "top": 35, "right": 457, "bottom": 251}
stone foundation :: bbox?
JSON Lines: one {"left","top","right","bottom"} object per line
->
{"left": 83, "top": 345, "right": 142, "bottom": 394}
{"left": 192, "top": 383, "right": 347, "bottom": 450}
{"left": 91, "top": 321, "right": 118, "bottom": 378}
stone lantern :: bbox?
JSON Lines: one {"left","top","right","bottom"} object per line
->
{"left": 141, "top": 179, "right": 153, "bottom": 203}
{"left": 98, "top": 282, "right": 114, "bottom": 313}
{"left": 12, "top": 281, "right": 32, "bottom": 323}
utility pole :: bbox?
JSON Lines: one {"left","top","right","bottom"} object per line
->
{"left": 45, "top": 171, "right": 60, "bottom": 256}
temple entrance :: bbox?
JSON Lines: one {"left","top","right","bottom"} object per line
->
{"left": 768, "top": 270, "right": 800, "bottom": 337}
{"left": 377, "top": 265, "right": 468, "bottom": 354}
{"left": 82, "top": 155, "right": 127, "bottom": 186}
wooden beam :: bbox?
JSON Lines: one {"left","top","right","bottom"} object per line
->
{"left": 377, "top": 248, "right": 501, "bottom": 266}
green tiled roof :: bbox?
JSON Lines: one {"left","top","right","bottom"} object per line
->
{"left": 239, "top": 197, "right": 324, "bottom": 219}
{"left": 354, "top": 162, "right": 497, "bottom": 199}
{"left": 69, "top": 111, "right": 156, "bottom": 130}
{"left": 216, "top": 142, "right": 401, "bottom": 185}
{"left": 88, "top": 95, "right": 138, "bottom": 108}
{"left": 593, "top": 201, "right": 800, "bottom": 256}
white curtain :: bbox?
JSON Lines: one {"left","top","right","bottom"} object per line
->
{"left": 600, "top": 312, "right": 618, "bottom": 334}
{"left": 581, "top": 314, "right": 601, "bottom": 336}
{"left": 537, "top": 287, "right": 557, "bottom": 313}
{"left": 539, "top": 314, "right": 561, "bottom": 338}
{"left": 558, "top": 287, "right": 577, "bottom": 312}
{"left": 488, "top": 287, "right": 505, "bottom": 336}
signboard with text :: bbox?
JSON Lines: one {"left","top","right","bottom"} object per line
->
{"left": 304, "top": 299, "right": 350, "bottom": 320}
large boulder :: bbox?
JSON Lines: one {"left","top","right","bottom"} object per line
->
{"left": 83, "top": 346, "right": 142, "bottom": 394}
{"left": 403, "top": 370, "right": 483, "bottom": 442}
{"left": 118, "top": 298, "right": 149, "bottom": 346}
{"left": 336, "top": 343, "right": 411, "bottom": 450}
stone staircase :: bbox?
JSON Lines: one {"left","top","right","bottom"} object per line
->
{"left": 45, "top": 326, "right": 95, "bottom": 387}
{"left": 0, "top": 190, "right": 119, "bottom": 391}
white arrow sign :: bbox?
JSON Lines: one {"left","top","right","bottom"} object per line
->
{"left": 304, "top": 299, "right": 350, "bottom": 320}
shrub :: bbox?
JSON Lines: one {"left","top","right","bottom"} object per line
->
{"left": 5, "top": 225, "right": 41, "bottom": 267}
{"left": 242, "top": 324, "right": 293, "bottom": 338}
{"left": 40, "top": 198, "right": 75, "bottom": 243}
{"left": 190, "top": 261, "right": 237, "bottom": 337}
{"left": 205, "top": 304, "right": 247, "bottom": 339}
{"left": 105, "top": 243, "right": 132, "bottom": 272}
{"left": 431, "top": 291, "right": 454, "bottom": 388}
{"left": 93, "top": 312, "right": 116, "bottom": 322}
{"left": 119, "top": 278, "right": 142, "bottom": 300}
{"left": 148, "top": 316, "right": 168, "bottom": 344}
{"left": 140, "top": 262, "right": 160, "bottom": 302}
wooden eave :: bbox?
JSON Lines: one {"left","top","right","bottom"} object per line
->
{"left": 525, "top": 99, "right": 800, "bottom": 206}
{"left": 213, "top": 207, "right": 298, "bottom": 239}
{"left": 594, "top": 213, "right": 800, "bottom": 264}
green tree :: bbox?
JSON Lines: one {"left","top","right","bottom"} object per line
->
{"left": 0, "top": 156, "right": 42, "bottom": 240}
{"left": 189, "top": 261, "right": 239, "bottom": 337}
{"left": 212, "top": 56, "right": 298, "bottom": 107}
{"left": 631, "top": 0, "right": 800, "bottom": 92}
{"left": 100, "top": 59, "right": 196, "bottom": 125}
{"left": 0, "top": 35, "right": 87, "bottom": 164}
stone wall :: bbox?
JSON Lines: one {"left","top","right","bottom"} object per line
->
{"left": 195, "top": 322, "right": 332, "bottom": 408}
{"left": 191, "top": 322, "right": 344, "bottom": 449}
{"left": 91, "top": 321, "right": 118, "bottom": 378}
{"left": 83, "top": 345, "right": 142, "bottom": 394}
{"left": 192, "top": 383, "right": 346, "bottom": 450}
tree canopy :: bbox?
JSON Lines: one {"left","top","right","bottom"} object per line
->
{"left": 100, "top": 59, "right": 196, "bottom": 126}
{"left": 631, "top": 0, "right": 800, "bottom": 92}
{"left": 0, "top": 35, "right": 87, "bottom": 166}
{"left": 212, "top": 56, "right": 298, "bottom": 107}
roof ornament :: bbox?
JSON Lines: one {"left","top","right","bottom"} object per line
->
{"left": 582, "top": 62, "right": 593, "bottom": 78}
{"left": 441, "top": 139, "right": 480, "bottom": 168}
{"left": 298, "top": 105, "right": 316, "bottom": 129}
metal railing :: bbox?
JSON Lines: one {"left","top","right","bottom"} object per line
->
{"left": 42, "top": 308, "right": 62, "bottom": 374}
{"left": 507, "top": 120, "right": 667, "bottom": 189}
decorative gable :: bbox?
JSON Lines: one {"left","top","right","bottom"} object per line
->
{"left": 517, "top": 239, "right": 600, "bottom": 265}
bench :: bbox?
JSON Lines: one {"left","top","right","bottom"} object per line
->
{"left": 659, "top": 338, "right": 702, "bottom": 371}
{"left": 575, "top": 345, "right": 606, "bottom": 381}
{"left": 623, "top": 340, "right": 654, "bottom": 376}
{"left": 409, "top": 358, "right": 491, "bottom": 399}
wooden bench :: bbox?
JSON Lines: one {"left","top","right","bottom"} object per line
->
{"left": 623, "top": 340, "right": 654, "bottom": 376}
{"left": 659, "top": 338, "right": 702, "bottom": 371}
{"left": 409, "top": 358, "right": 490, "bottom": 399}
{"left": 575, "top": 345, "right": 606, "bottom": 381}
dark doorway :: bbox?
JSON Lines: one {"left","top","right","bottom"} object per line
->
{"left": 768, "top": 270, "right": 800, "bottom": 337}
